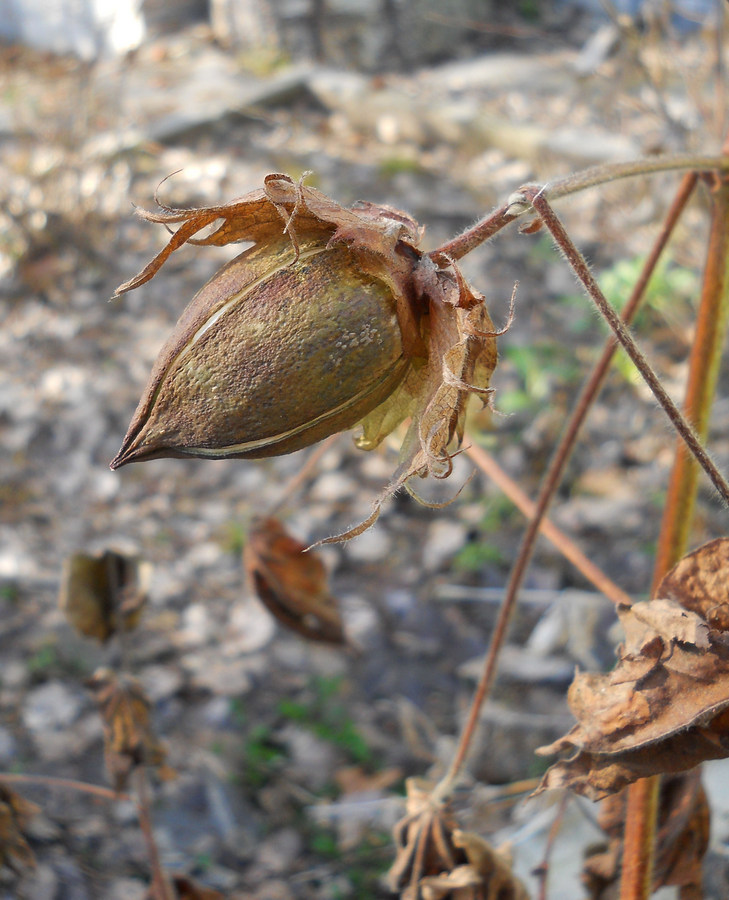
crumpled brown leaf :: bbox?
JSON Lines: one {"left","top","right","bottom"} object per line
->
{"left": 0, "top": 783, "right": 39, "bottom": 875}
{"left": 536, "top": 538, "right": 729, "bottom": 800}
{"left": 388, "top": 778, "right": 529, "bottom": 900}
{"left": 113, "top": 174, "right": 499, "bottom": 541}
{"left": 582, "top": 771, "right": 709, "bottom": 899}
{"left": 59, "top": 549, "right": 150, "bottom": 642}
{"left": 87, "top": 668, "right": 174, "bottom": 792}
{"left": 244, "top": 516, "right": 345, "bottom": 644}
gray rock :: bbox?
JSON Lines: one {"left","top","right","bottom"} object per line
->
{"left": 22, "top": 681, "right": 85, "bottom": 733}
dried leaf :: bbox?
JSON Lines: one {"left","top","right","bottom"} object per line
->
{"left": 388, "top": 778, "right": 528, "bottom": 900}
{"left": 0, "top": 783, "right": 39, "bottom": 875}
{"left": 244, "top": 517, "right": 345, "bottom": 644}
{"left": 87, "top": 668, "right": 173, "bottom": 791}
{"left": 59, "top": 550, "right": 150, "bottom": 642}
{"left": 536, "top": 538, "right": 729, "bottom": 800}
{"left": 583, "top": 772, "right": 709, "bottom": 898}
{"left": 113, "top": 174, "right": 499, "bottom": 541}
{"left": 655, "top": 536, "right": 729, "bottom": 630}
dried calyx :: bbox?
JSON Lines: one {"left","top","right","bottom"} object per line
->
{"left": 112, "top": 174, "right": 499, "bottom": 539}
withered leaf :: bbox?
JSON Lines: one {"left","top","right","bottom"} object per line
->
{"left": 582, "top": 771, "right": 709, "bottom": 899}
{"left": 59, "top": 550, "right": 150, "bottom": 642}
{"left": 113, "top": 174, "right": 499, "bottom": 542}
{"left": 87, "top": 668, "right": 173, "bottom": 791}
{"left": 656, "top": 536, "right": 729, "bottom": 630}
{"left": 388, "top": 778, "right": 528, "bottom": 900}
{"left": 0, "top": 783, "right": 39, "bottom": 875}
{"left": 244, "top": 517, "right": 345, "bottom": 645}
{"left": 536, "top": 538, "right": 729, "bottom": 800}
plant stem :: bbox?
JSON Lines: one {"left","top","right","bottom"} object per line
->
{"left": 0, "top": 772, "right": 130, "bottom": 802}
{"left": 134, "top": 767, "right": 175, "bottom": 900}
{"left": 530, "top": 189, "right": 729, "bottom": 508}
{"left": 431, "top": 173, "right": 696, "bottom": 804}
{"left": 465, "top": 442, "right": 633, "bottom": 606}
{"left": 652, "top": 174, "right": 729, "bottom": 582}
{"left": 433, "top": 154, "right": 727, "bottom": 262}
{"left": 620, "top": 165, "right": 729, "bottom": 900}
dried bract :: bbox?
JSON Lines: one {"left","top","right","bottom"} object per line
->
{"left": 112, "top": 175, "right": 498, "bottom": 537}
{"left": 59, "top": 549, "right": 150, "bottom": 642}
{"left": 388, "top": 778, "right": 528, "bottom": 900}
{"left": 87, "top": 668, "right": 173, "bottom": 791}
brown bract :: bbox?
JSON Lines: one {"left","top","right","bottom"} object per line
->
{"left": 536, "top": 538, "right": 729, "bottom": 801}
{"left": 112, "top": 174, "right": 498, "bottom": 539}
{"left": 388, "top": 778, "right": 529, "bottom": 900}
{"left": 87, "top": 668, "right": 173, "bottom": 792}
{"left": 59, "top": 549, "right": 149, "bottom": 643}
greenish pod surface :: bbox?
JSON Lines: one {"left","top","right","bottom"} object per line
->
{"left": 111, "top": 241, "right": 407, "bottom": 467}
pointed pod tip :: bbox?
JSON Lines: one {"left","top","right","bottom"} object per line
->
{"left": 109, "top": 442, "right": 139, "bottom": 470}
{"left": 109, "top": 453, "right": 125, "bottom": 471}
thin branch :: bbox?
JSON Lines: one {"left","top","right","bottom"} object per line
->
{"left": 529, "top": 189, "right": 729, "bottom": 508}
{"left": 465, "top": 442, "right": 633, "bottom": 606}
{"left": 268, "top": 433, "right": 340, "bottom": 516}
{"left": 134, "top": 768, "right": 175, "bottom": 900}
{"left": 430, "top": 173, "right": 696, "bottom": 805}
{"left": 0, "top": 772, "right": 130, "bottom": 802}
{"left": 433, "top": 154, "right": 727, "bottom": 262}
{"left": 621, "top": 157, "right": 729, "bottom": 900}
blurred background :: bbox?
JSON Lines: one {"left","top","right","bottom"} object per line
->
{"left": 1, "top": 1, "right": 729, "bottom": 898}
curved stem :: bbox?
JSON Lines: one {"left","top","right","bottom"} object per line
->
{"left": 433, "top": 154, "right": 727, "bottom": 262}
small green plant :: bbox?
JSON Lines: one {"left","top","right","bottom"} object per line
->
{"left": 243, "top": 723, "right": 287, "bottom": 788}
{"left": 278, "top": 675, "right": 375, "bottom": 766}
{"left": 453, "top": 540, "right": 508, "bottom": 572}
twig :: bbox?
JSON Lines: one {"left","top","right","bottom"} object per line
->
{"left": 430, "top": 172, "right": 697, "bottom": 804}
{"left": 535, "top": 791, "right": 570, "bottom": 900}
{"left": 268, "top": 433, "right": 340, "bottom": 516}
{"left": 464, "top": 442, "right": 633, "bottom": 607}
{"left": 0, "top": 772, "right": 130, "bottom": 802}
{"left": 528, "top": 189, "right": 729, "bottom": 508}
{"left": 434, "top": 154, "right": 728, "bottom": 262}
{"left": 134, "top": 768, "right": 175, "bottom": 900}
{"left": 620, "top": 150, "right": 729, "bottom": 900}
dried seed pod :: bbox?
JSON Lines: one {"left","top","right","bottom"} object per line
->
{"left": 111, "top": 237, "right": 408, "bottom": 466}
{"left": 112, "top": 174, "right": 500, "bottom": 538}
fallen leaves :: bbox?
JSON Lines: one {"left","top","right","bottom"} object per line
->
{"left": 244, "top": 516, "right": 346, "bottom": 644}
{"left": 537, "top": 538, "right": 729, "bottom": 800}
